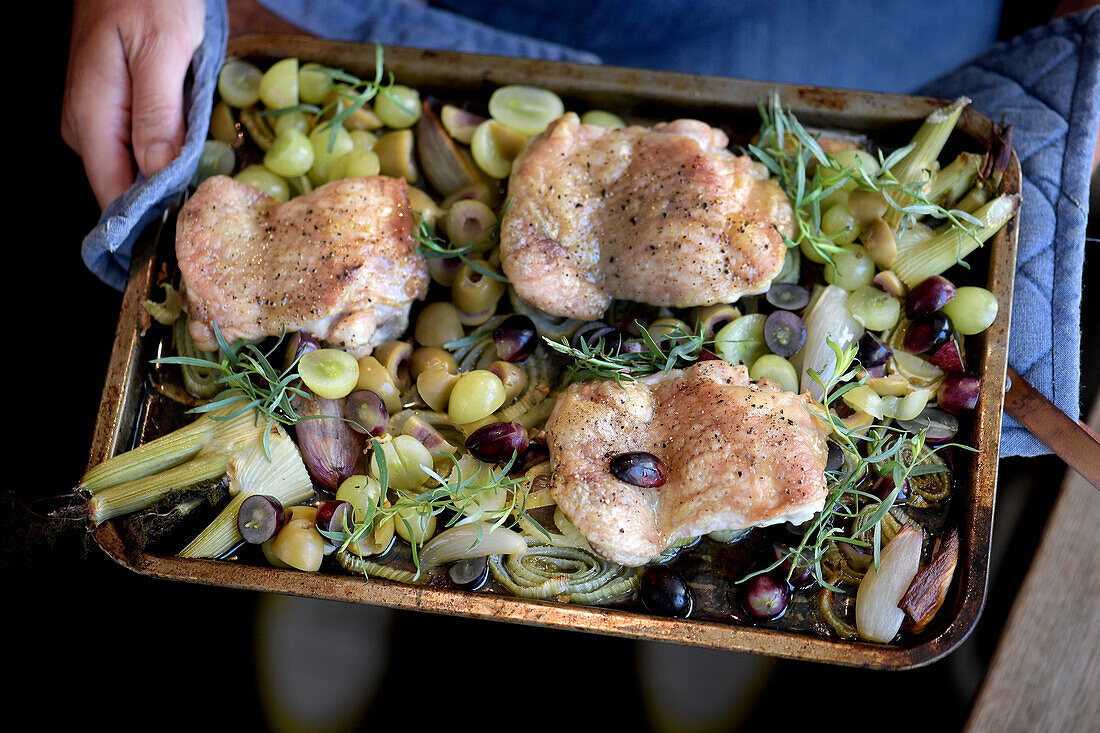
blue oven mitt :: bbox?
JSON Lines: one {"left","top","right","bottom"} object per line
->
{"left": 79, "top": 0, "right": 1099, "bottom": 457}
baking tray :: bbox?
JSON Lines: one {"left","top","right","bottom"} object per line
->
{"left": 85, "top": 35, "right": 1019, "bottom": 670}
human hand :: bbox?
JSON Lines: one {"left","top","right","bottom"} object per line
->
{"left": 62, "top": 0, "right": 206, "bottom": 210}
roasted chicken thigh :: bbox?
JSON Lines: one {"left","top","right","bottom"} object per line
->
{"left": 176, "top": 175, "right": 428, "bottom": 357}
{"left": 500, "top": 114, "right": 794, "bottom": 320}
{"left": 545, "top": 361, "right": 830, "bottom": 566}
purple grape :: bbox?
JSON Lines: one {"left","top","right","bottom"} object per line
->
{"left": 772, "top": 543, "right": 815, "bottom": 589}
{"left": 938, "top": 373, "right": 981, "bottom": 414}
{"left": 466, "top": 421, "right": 530, "bottom": 464}
{"left": 902, "top": 312, "right": 953, "bottom": 354}
{"left": 315, "top": 499, "right": 354, "bottom": 535}
{"left": 856, "top": 333, "right": 892, "bottom": 368}
{"left": 639, "top": 564, "right": 694, "bottom": 618}
{"left": 610, "top": 452, "right": 667, "bottom": 488}
{"left": 493, "top": 315, "right": 538, "bottom": 362}
{"left": 766, "top": 283, "right": 811, "bottom": 311}
{"left": 764, "top": 310, "right": 807, "bottom": 358}
{"left": 740, "top": 573, "right": 789, "bottom": 620}
{"left": 237, "top": 495, "right": 286, "bottom": 544}
{"left": 343, "top": 390, "right": 389, "bottom": 436}
{"left": 509, "top": 442, "right": 550, "bottom": 474}
{"left": 826, "top": 441, "right": 844, "bottom": 472}
{"left": 905, "top": 275, "right": 957, "bottom": 318}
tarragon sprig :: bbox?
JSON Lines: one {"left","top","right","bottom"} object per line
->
{"left": 749, "top": 92, "right": 984, "bottom": 265}
{"left": 414, "top": 197, "right": 513, "bottom": 283}
{"left": 543, "top": 320, "right": 706, "bottom": 386}
{"left": 739, "top": 338, "right": 963, "bottom": 592}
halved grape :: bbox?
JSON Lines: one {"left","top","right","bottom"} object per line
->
{"left": 488, "top": 85, "right": 564, "bottom": 136}
{"left": 763, "top": 310, "right": 806, "bottom": 358}
{"left": 766, "top": 283, "right": 810, "bottom": 311}
{"left": 299, "top": 348, "right": 360, "bottom": 399}
{"left": 938, "top": 373, "right": 981, "bottom": 414}
{"left": 749, "top": 354, "right": 799, "bottom": 393}
{"left": 847, "top": 285, "right": 901, "bottom": 331}
{"left": 941, "top": 286, "right": 998, "bottom": 335}
{"left": 258, "top": 57, "right": 299, "bottom": 110}
{"left": 308, "top": 124, "right": 354, "bottom": 184}
{"left": 218, "top": 58, "right": 262, "bottom": 108}
{"left": 470, "top": 119, "right": 527, "bottom": 179}
{"left": 237, "top": 495, "right": 286, "bottom": 544}
{"left": 493, "top": 314, "right": 538, "bottom": 362}
{"left": 343, "top": 390, "right": 388, "bottom": 436}
{"left": 714, "top": 313, "right": 769, "bottom": 366}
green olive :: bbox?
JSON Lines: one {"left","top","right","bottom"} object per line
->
{"left": 209, "top": 102, "right": 241, "bottom": 146}
{"left": 452, "top": 261, "right": 506, "bottom": 315}
{"left": 693, "top": 304, "right": 741, "bottom": 337}
{"left": 448, "top": 370, "right": 506, "bottom": 424}
{"left": 265, "top": 505, "right": 323, "bottom": 572}
{"left": 443, "top": 199, "right": 498, "bottom": 252}
{"left": 487, "top": 360, "right": 528, "bottom": 403}
{"left": 374, "top": 129, "right": 418, "bottom": 183}
{"left": 861, "top": 217, "right": 898, "bottom": 269}
{"left": 647, "top": 317, "right": 690, "bottom": 340}
{"left": 410, "top": 347, "right": 458, "bottom": 379}
{"left": 414, "top": 302, "right": 465, "bottom": 347}
{"left": 407, "top": 187, "right": 445, "bottom": 230}
{"left": 372, "top": 341, "right": 413, "bottom": 391}
{"left": 416, "top": 364, "right": 460, "bottom": 412}
{"left": 355, "top": 355, "right": 402, "bottom": 413}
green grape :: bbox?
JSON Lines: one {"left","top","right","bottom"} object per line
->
{"left": 827, "top": 148, "right": 880, "bottom": 191}
{"left": 374, "top": 85, "right": 421, "bottom": 129}
{"left": 217, "top": 59, "right": 262, "bottom": 108}
{"left": 258, "top": 57, "right": 299, "bottom": 110}
{"left": 234, "top": 165, "right": 290, "bottom": 201}
{"left": 488, "top": 85, "right": 564, "bottom": 136}
{"left": 272, "top": 109, "right": 311, "bottom": 136}
{"left": 941, "top": 286, "right": 998, "bottom": 335}
{"left": 847, "top": 284, "right": 901, "bottom": 331}
{"left": 264, "top": 128, "right": 314, "bottom": 178}
{"left": 299, "top": 62, "right": 334, "bottom": 105}
{"left": 349, "top": 129, "right": 379, "bottom": 151}
{"left": 580, "top": 110, "right": 626, "bottom": 128}
{"left": 448, "top": 370, "right": 506, "bottom": 424}
{"left": 824, "top": 244, "right": 876, "bottom": 291}
{"left": 370, "top": 435, "right": 434, "bottom": 490}
{"left": 329, "top": 149, "right": 381, "bottom": 181}
{"left": 308, "top": 124, "right": 354, "bottom": 184}
{"left": 714, "top": 313, "right": 769, "bottom": 367}
{"left": 821, "top": 204, "right": 859, "bottom": 245}
{"left": 190, "top": 140, "right": 235, "bottom": 187}
{"left": 749, "top": 354, "right": 799, "bottom": 393}
{"left": 299, "top": 348, "right": 359, "bottom": 399}
{"left": 470, "top": 119, "right": 512, "bottom": 179}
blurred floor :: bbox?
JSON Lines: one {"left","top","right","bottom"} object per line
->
{"left": 17, "top": 5, "right": 1096, "bottom": 732}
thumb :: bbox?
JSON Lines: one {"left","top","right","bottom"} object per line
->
{"left": 127, "top": 24, "right": 203, "bottom": 177}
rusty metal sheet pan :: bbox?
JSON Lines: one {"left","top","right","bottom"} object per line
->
{"left": 85, "top": 36, "right": 1020, "bottom": 670}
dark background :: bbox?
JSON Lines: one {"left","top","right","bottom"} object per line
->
{"left": 14, "top": 3, "right": 1095, "bottom": 731}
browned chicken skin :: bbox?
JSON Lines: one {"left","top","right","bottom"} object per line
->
{"left": 176, "top": 175, "right": 428, "bottom": 357}
{"left": 500, "top": 114, "right": 794, "bottom": 320}
{"left": 545, "top": 361, "right": 830, "bottom": 566}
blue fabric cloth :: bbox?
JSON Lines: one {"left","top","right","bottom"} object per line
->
{"left": 78, "top": 0, "right": 1100, "bottom": 457}
{"left": 919, "top": 9, "right": 1100, "bottom": 456}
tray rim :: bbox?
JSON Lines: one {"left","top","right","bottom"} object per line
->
{"left": 86, "top": 36, "right": 1019, "bottom": 670}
